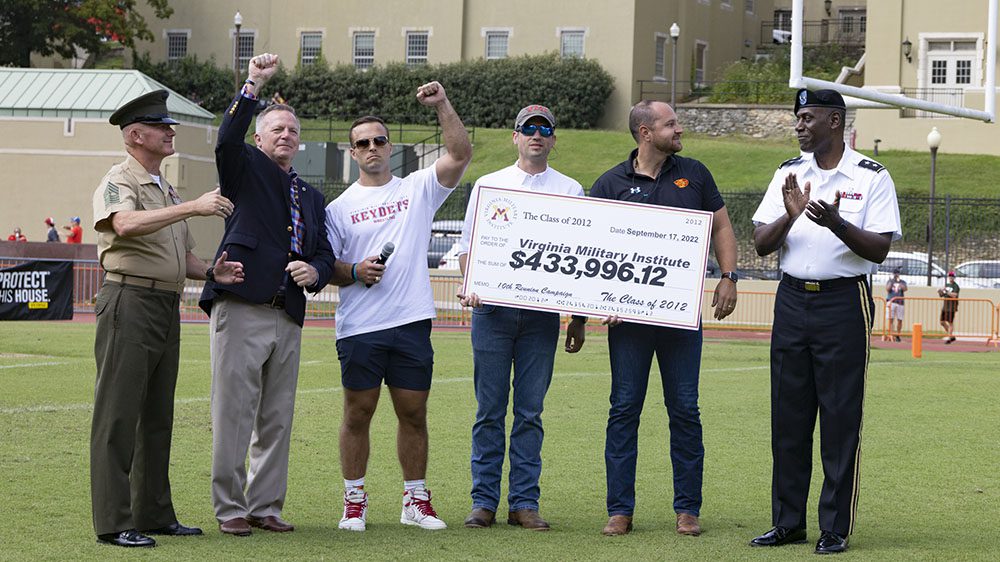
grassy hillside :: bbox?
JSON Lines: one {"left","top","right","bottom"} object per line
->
{"left": 263, "top": 117, "right": 1000, "bottom": 198}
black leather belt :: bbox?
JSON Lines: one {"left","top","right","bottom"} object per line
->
{"left": 266, "top": 292, "right": 286, "bottom": 309}
{"left": 781, "top": 274, "right": 866, "bottom": 292}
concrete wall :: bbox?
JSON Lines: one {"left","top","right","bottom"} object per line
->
{"left": 0, "top": 117, "right": 222, "bottom": 259}
{"left": 121, "top": 0, "right": 772, "bottom": 130}
{"left": 855, "top": 0, "right": 999, "bottom": 155}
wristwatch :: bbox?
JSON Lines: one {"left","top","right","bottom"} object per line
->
{"left": 205, "top": 265, "right": 216, "bottom": 283}
{"left": 721, "top": 271, "right": 739, "bottom": 283}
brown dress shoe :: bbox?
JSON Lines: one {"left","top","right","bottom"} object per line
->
{"left": 602, "top": 515, "right": 633, "bottom": 536}
{"left": 676, "top": 513, "right": 701, "bottom": 536}
{"left": 507, "top": 509, "right": 550, "bottom": 531}
{"left": 219, "top": 517, "right": 251, "bottom": 537}
{"left": 248, "top": 515, "right": 294, "bottom": 532}
{"left": 463, "top": 508, "right": 496, "bottom": 528}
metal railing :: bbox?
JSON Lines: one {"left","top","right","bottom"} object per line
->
{"left": 760, "top": 19, "right": 866, "bottom": 47}
{"left": 637, "top": 79, "right": 790, "bottom": 106}
{"left": 5, "top": 256, "right": 998, "bottom": 343}
{"left": 879, "top": 296, "right": 998, "bottom": 344}
{"left": 898, "top": 88, "right": 966, "bottom": 119}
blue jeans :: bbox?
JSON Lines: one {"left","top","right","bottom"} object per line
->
{"left": 470, "top": 305, "right": 560, "bottom": 512}
{"left": 605, "top": 322, "right": 704, "bottom": 517}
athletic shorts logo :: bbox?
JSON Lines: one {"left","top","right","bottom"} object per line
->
{"left": 673, "top": 178, "right": 689, "bottom": 188}
{"left": 482, "top": 197, "right": 517, "bottom": 230}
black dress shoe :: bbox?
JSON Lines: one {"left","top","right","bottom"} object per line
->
{"left": 815, "top": 531, "right": 848, "bottom": 554}
{"left": 749, "top": 526, "right": 807, "bottom": 547}
{"left": 144, "top": 522, "right": 203, "bottom": 536}
{"left": 97, "top": 529, "right": 156, "bottom": 548}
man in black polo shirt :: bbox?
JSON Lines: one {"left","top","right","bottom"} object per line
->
{"left": 590, "top": 100, "right": 739, "bottom": 537}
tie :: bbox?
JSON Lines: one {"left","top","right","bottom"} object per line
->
{"left": 289, "top": 175, "right": 305, "bottom": 255}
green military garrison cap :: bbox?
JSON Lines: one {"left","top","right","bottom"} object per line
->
{"left": 109, "top": 89, "right": 180, "bottom": 128}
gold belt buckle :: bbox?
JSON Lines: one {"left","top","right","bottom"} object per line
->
{"left": 804, "top": 281, "right": 821, "bottom": 292}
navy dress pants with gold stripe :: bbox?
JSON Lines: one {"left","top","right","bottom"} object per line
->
{"left": 769, "top": 276, "right": 873, "bottom": 537}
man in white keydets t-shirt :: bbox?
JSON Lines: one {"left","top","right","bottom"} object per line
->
{"left": 324, "top": 81, "right": 472, "bottom": 532}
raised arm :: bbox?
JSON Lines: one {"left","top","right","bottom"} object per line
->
{"left": 416, "top": 81, "right": 472, "bottom": 188}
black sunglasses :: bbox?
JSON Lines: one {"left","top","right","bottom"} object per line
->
{"left": 352, "top": 135, "right": 389, "bottom": 149}
{"left": 516, "top": 124, "right": 554, "bottom": 137}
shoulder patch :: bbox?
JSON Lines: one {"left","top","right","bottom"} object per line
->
{"left": 103, "top": 182, "right": 120, "bottom": 206}
{"left": 778, "top": 156, "right": 803, "bottom": 169}
{"left": 857, "top": 159, "right": 885, "bottom": 173}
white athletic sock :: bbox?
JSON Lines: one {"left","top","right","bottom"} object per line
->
{"left": 345, "top": 476, "right": 365, "bottom": 492}
{"left": 404, "top": 479, "right": 426, "bottom": 492}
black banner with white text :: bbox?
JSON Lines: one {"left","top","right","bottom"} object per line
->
{"left": 0, "top": 261, "right": 74, "bottom": 320}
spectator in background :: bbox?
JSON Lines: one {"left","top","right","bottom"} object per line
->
{"left": 7, "top": 227, "right": 27, "bottom": 242}
{"left": 45, "top": 217, "right": 60, "bottom": 242}
{"left": 885, "top": 268, "right": 907, "bottom": 342}
{"left": 64, "top": 217, "right": 83, "bottom": 243}
{"left": 938, "top": 271, "right": 960, "bottom": 344}
{"left": 7, "top": 226, "right": 28, "bottom": 242}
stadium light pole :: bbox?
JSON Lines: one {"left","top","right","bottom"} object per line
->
{"left": 926, "top": 127, "right": 942, "bottom": 286}
{"left": 670, "top": 23, "right": 680, "bottom": 108}
{"left": 233, "top": 11, "right": 243, "bottom": 92}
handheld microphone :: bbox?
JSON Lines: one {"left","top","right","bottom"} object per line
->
{"left": 365, "top": 242, "right": 395, "bottom": 288}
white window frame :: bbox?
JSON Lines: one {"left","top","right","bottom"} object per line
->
{"left": 745, "top": 0, "right": 755, "bottom": 15}
{"left": 482, "top": 27, "right": 512, "bottom": 60}
{"left": 654, "top": 32, "right": 667, "bottom": 81}
{"left": 351, "top": 29, "right": 377, "bottom": 69}
{"left": 164, "top": 29, "right": 190, "bottom": 61}
{"left": 299, "top": 31, "right": 324, "bottom": 66}
{"left": 229, "top": 29, "right": 257, "bottom": 70}
{"left": 558, "top": 27, "right": 587, "bottom": 58}
{"left": 694, "top": 40, "right": 709, "bottom": 87}
{"left": 404, "top": 29, "right": 430, "bottom": 67}
{"left": 917, "top": 32, "right": 985, "bottom": 90}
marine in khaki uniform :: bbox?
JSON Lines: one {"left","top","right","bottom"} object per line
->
{"left": 90, "top": 90, "right": 245, "bottom": 548}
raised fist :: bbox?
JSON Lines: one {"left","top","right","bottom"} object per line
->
{"left": 248, "top": 53, "right": 280, "bottom": 83}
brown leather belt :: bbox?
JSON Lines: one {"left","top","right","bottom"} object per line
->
{"left": 105, "top": 272, "right": 184, "bottom": 294}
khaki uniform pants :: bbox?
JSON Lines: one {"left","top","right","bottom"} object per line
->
{"left": 210, "top": 294, "right": 302, "bottom": 521}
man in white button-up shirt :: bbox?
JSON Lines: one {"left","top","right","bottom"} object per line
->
{"left": 456, "top": 105, "right": 586, "bottom": 531}
{"left": 749, "top": 89, "right": 901, "bottom": 555}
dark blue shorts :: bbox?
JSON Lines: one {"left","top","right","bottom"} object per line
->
{"left": 336, "top": 319, "right": 434, "bottom": 391}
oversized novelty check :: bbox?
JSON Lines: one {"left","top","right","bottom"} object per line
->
{"left": 462, "top": 186, "right": 714, "bottom": 329}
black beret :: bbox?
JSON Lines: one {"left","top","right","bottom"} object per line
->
{"left": 109, "top": 89, "right": 180, "bottom": 128}
{"left": 793, "top": 88, "right": 847, "bottom": 115}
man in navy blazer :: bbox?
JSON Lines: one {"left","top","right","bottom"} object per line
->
{"left": 199, "top": 52, "right": 334, "bottom": 537}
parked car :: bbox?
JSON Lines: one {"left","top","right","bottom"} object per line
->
{"left": 953, "top": 260, "right": 1000, "bottom": 289}
{"left": 872, "top": 251, "right": 947, "bottom": 287}
{"left": 438, "top": 242, "right": 462, "bottom": 270}
{"left": 428, "top": 220, "right": 463, "bottom": 269}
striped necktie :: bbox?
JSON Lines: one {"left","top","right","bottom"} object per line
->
{"left": 289, "top": 174, "right": 305, "bottom": 255}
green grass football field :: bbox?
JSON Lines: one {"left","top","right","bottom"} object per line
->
{"left": 1, "top": 322, "right": 998, "bottom": 560}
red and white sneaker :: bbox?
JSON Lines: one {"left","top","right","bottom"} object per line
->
{"left": 339, "top": 488, "right": 368, "bottom": 531}
{"left": 401, "top": 487, "right": 446, "bottom": 530}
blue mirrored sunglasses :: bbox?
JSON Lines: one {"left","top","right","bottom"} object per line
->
{"left": 517, "top": 124, "right": 554, "bottom": 137}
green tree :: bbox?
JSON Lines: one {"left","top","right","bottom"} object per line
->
{"left": 0, "top": 0, "right": 173, "bottom": 68}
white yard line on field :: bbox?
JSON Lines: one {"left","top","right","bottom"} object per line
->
{"left": 1, "top": 359, "right": 994, "bottom": 416}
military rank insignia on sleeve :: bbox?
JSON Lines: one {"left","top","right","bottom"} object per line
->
{"left": 103, "top": 182, "right": 120, "bottom": 206}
